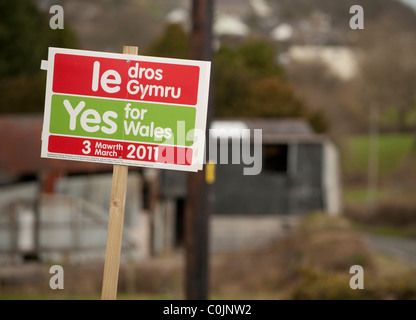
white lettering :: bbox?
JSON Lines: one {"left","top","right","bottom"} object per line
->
{"left": 100, "top": 69, "right": 121, "bottom": 93}
{"left": 148, "top": 85, "right": 164, "bottom": 97}
{"left": 63, "top": 99, "right": 85, "bottom": 131}
{"left": 349, "top": 265, "right": 364, "bottom": 289}
{"left": 128, "top": 62, "right": 139, "bottom": 78}
{"left": 49, "top": 265, "right": 64, "bottom": 290}
{"left": 155, "top": 69, "right": 163, "bottom": 81}
{"left": 349, "top": 5, "right": 364, "bottom": 30}
{"left": 92, "top": 61, "right": 100, "bottom": 92}
{"left": 80, "top": 109, "right": 100, "bottom": 132}
{"left": 127, "top": 79, "right": 140, "bottom": 94}
{"left": 49, "top": 5, "right": 64, "bottom": 30}
{"left": 140, "top": 83, "right": 149, "bottom": 99}
{"left": 101, "top": 111, "right": 118, "bottom": 134}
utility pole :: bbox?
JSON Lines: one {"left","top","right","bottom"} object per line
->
{"left": 185, "top": 0, "right": 214, "bottom": 300}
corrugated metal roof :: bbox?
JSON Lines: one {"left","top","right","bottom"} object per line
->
{"left": 0, "top": 115, "right": 113, "bottom": 180}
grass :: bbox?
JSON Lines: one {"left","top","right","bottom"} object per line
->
{"left": 2, "top": 214, "right": 416, "bottom": 300}
{"left": 379, "top": 107, "right": 416, "bottom": 130}
{"left": 210, "top": 213, "right": 416, "bottom": 299}
{"left": 343, "top": 133, "right": 414, "bottom": 177}
{"left": 0, "top": 293, "right": 175, "bottom": 300}
{"left": 344, "top": 189, "right": 384, "bottom": 203}
{"left": 351, "top": 223, "right": 411, "bottom": 238}
{"left": 342, "top": 133, "right": 416, "bottom": 239}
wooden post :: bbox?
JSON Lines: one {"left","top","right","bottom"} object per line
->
{"left": 101, "top": 45, "right": 138, "bottom": 300}
{"left": 185, "top": 0, "right": 214, "bottom": 300}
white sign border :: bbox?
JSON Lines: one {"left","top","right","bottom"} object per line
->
{"left": 41, "top": 47, "right": 211, "bottom": 172}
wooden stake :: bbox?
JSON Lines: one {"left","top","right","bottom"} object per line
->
{"left": 101, "top": 46, "right": 138, "bottom": 300}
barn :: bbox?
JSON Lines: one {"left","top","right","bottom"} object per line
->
{"left": 0, "top": 115, "right": 149, "bottom": 265}
{"left": 159, "top": 118, "right": 342, "bottom": 252}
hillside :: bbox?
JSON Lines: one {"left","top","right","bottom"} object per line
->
{"left": 36, "top": 0, "right": 169, "bottom": 52}
{"left": 35, "top": 0, "right": 416, "bottom": 52}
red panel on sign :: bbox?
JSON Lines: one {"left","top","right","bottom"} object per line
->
{"left": 52, "top": 54, "right": 200, "bottom": 106}
{"left": 48, "top": 135, "right": 192, "bottom": 166}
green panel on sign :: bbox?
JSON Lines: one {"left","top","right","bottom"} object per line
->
{"left": 49, "top": 94, "right": 196, "bottom": 146}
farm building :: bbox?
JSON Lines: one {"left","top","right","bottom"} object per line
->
{"left": 159, "top": 118, "right": 342, "bottom": 252}
{"left": 0, "top": 115, "right": 150, "bottom": 265}
{"left": 0, "top": 115, "right": 341, "bottom": 264}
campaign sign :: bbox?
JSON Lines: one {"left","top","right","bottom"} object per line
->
{"left": 41, "top": 47, "right": 211, "bottom": 171}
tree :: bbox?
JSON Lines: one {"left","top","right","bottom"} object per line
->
{"left": 214, "top": 39, "right": 327, "bottom": 132}
{"left": 0, "top": 0, "right": 77, "bottom": 113}
{"left": 145, "top": 23, "right": 190, "bottom": 59}
{"left": 146, "top": 26, "right": 327, "bottom": 132}
{"left": 356, "top": 34, "right": 416, "bottom": 133}
{"left": 285, "top": 59, "right": 359, "bottom": 136}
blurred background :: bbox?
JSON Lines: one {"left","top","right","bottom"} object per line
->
{"left": 1, "top": 0, "right": 416, "bottom": 300}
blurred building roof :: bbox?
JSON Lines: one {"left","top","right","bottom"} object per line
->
{"left": 287, "top": 45, "right": 358, "bottom": 80}
{"left": 0, "top": 115, "right": 113, "bottom": 183}
{"left": 213, "top": 13, "right": 250, "bottom": 37}
{"left": 210, "top": 118, "right": 327, "bottom": 143}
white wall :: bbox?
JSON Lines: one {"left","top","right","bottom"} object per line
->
{"left": 323, "top": 141, "right": 342, "bottom": 216}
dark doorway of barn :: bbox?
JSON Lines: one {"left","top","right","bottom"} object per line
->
{"left": 175, "top": 197, "right": 185, "bottom": 248}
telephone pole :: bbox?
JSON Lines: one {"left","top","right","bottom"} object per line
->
{"left": 185, "top": 0, "right": 214, "bottom": 300}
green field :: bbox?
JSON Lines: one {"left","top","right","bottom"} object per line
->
{"left": 342, "top": 133, "right": 416, "bottom": 207}
{"left": 343, "top": 133, "right": 415, "bottom": 177}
